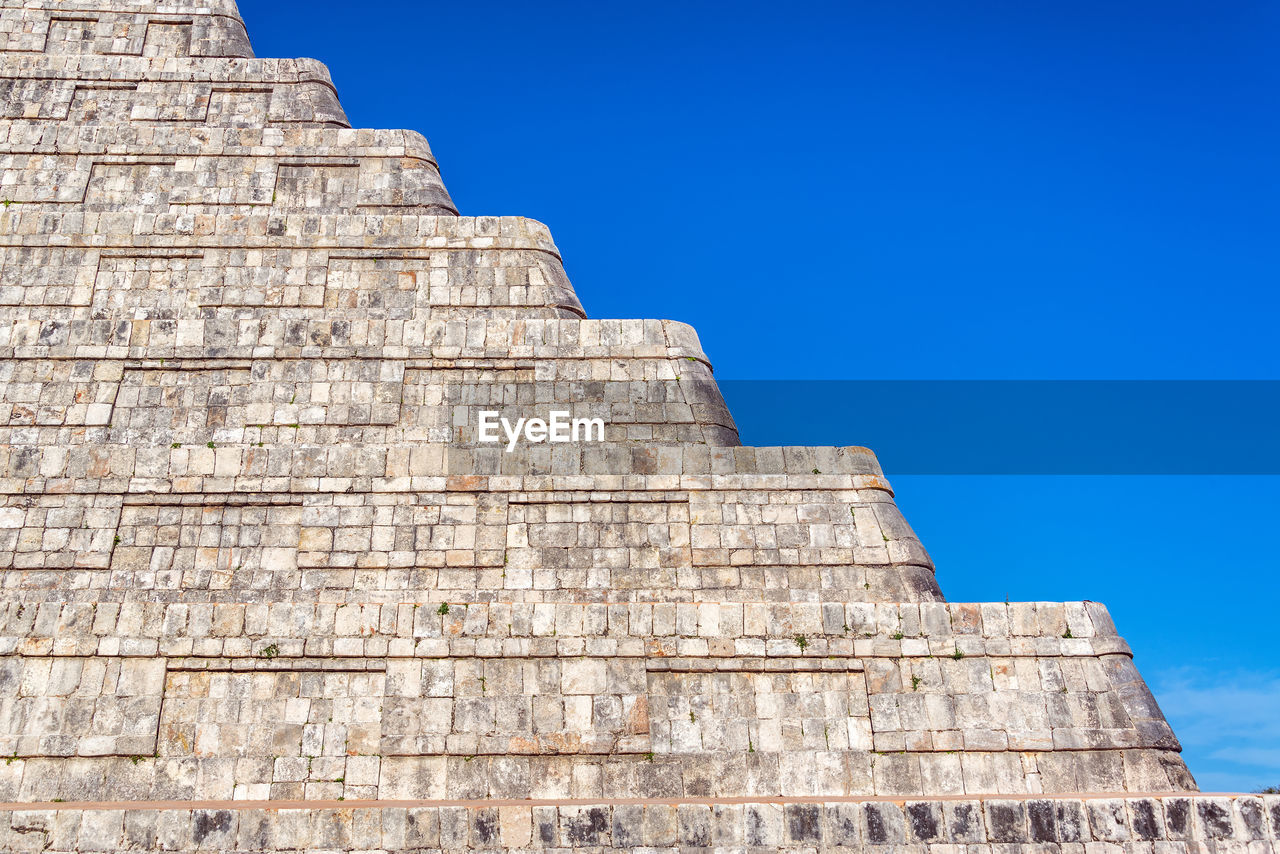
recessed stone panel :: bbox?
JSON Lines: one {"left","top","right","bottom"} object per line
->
{"left": 159, "top": 666, "right": 384, "bottom": 800}
{"left": 0, "top": 358, "right": 118, "bottom": 426}
{"left": 505, "top": 495, "right": 692, "bottom": 590}
{"left": 111, "top": 360, "right": 404, "bottom": 440}
{"left": 110, "top": 500, "right": 301, "bottom": 591}
{"left": 382, "top": 656, "right": 649, "bottom": 756}
{"left": 0, "top": 656, "right": 163, "bottom": 756}
{"left": 0, "top": 494, "right": 122, "bottom": 573}
{"left": 647, "top": 668, "right": 871, "bottom": 754}
{"left": 141, "top": 21, "right": 191, "bottom": 57}
{"left": 91, "top": 252, "right": 207, "bottom": 317}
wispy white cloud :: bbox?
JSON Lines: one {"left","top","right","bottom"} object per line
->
{"left": 1148, "top": 667, "right": 1280, "bottom": 791}
{"left": 1208, "top": 747, "right": 1280, "bottom": 767}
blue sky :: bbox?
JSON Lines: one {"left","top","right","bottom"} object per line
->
{"left": 243, "top": 1, "right": 1280, "bottom": 791}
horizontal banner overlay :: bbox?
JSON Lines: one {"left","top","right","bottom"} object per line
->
{"left": 719, "top": 381, "right": 1280, "bottom": 474}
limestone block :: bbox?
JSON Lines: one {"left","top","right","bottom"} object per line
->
{"left": 0, "top": 494, "right": 122, "bottom": 571}
{"left": 0, "top": 54, "right": 347, "bottom": 128}
{"left": 0, "top": 3, "right": 252, "bottom": 58}
{"left": 0, "top": 656, "right": 163, "bottom": 756}
{"left": 0, "top": 0, "right": 1217, "bottom": 830}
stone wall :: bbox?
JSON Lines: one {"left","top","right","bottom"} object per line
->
{"left": 0, "top": 795, "right": 1274, "bottom": 852}
{"left": 0, "top": 125, "right": 454, "bottom": 214}
{"left": 0, "top": 601, "right": 1194, "bottom": 801}
{"left": 0, "top": 0, "right": 1264, "bottom": 849}
{"left": 0, "top": 55, "right": 346, "bottom": 125}
{"left": 1, "top": 468, "right": 933, "bottom": 599}
{"left": 0, "top": 0, "right": 252, "bottom": 58}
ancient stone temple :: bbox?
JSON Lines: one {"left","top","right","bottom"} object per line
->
{"left": 0, "top": 1, "right": 1275, "bottom": 850}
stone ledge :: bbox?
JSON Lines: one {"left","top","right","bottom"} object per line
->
{"left": 0, "top": 124, "right": 436, "bottom": 160}
{"left": 0, "top": 4, "right": 251, "bottom": 60}
{"left": 0, "top": 636, "right": 1136, "bottom": 660}
{"left": 0, "top": 445, "right": 888, "bottom": 486}
{"left": 0, "top": 0, "right": 245, "bottom": 16}
{"left": 0, "top": 600, "right": 1124, "bottom": 649}
{"left": 0, "top": 599, "right": 1123, "bottom": 641}
{"left": 0, "top": 794, "right": 1272, "bottom": 851}
{"left": 0, "top": 54, "right": 337, "bottom": 86}
{"left": 0, "top": 212, "right": 558, "bottom": 249}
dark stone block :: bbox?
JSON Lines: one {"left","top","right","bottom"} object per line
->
{"left": 235, "top": 811, "right": 271, "bottom": 853}
{"left": 1087, "top": 800, "right": 1129, "bottom": 842}
{"left": 905, "top": 802, "right": 942, "bottom": 842}
{"left": 403, "top": 809, "right": 439, "bottom": 848}
{"left": 1130, "top": 799, "right": 1160, "bottom": 841}
{"left": 635, "top": 760, "right": 684, "bottom": 798}
{"left": 1197, "top": 800, "right": 1234, "bottom": 839}
{"left": 122, "top": 811, "right": 158, "bottom": 849}
{"left": 1165, "top": 798, "right": 1192, "bottom": 838}
{"left": 677, "top": 805, "right": 711, "bottom": 847}
{"left": 863, "top": 802, "right": 904, "bottom": 844}
{"left": 438, "top": 807, "right": 469, "bottom": 850}
{"left": 535, "top": 810, "right": 556, "bottom": 845}
{"left": 864, "top": 804, "right": 888, "bottom": 844}
{"left": 946, "top": 802, "right": 984, "bottom": 843}
{"left": 471, "top": 807, "right": 498, "bottom": 845}
{"left": 681, "top": 759, "right": 714, "bottom": 797}
{"left": 985, "top": 801, "right": 1028, "bottom": 843}
{"left": 1027, "top": 800, "right": 1058, "bottom": 842}
{"left": 611, "top": 804, "right": 643, "bottom": 849}
{"left": 37, "top": 321, "right": 66, "bottom": 346}
{"left": 565, "top": 807, "right": 609, "bottom": 846}
{"left": 282, "top": 321, "right": 306, "bottom": 346}
{"left": 744, "top": 805, "right": 772, "bottom": 847}
{"left": 1238, "top": 797, "right": 1266, "bottom": 840}
{"left": 711, "top": 804, "right": 739, "bottom": 845}
{"left": 826, "top": 804, "right": 860, "bottom": 847}
{"left": 785, "top": 804, "right": 821, "bottom": 843}
{"left": 444, "top": 756, "right": 491, "bottom": 800}
{"left": 1057, "top": 800, "right": 1086, "bottom": 842}
{"left": 191, "top": 809, "right": 233, "bottom": 844}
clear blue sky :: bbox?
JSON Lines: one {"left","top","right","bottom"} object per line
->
{"left": 243, "top": 0, "right": 1280, "bottom": 791}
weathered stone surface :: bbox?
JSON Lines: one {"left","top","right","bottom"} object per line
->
{"left": 0, "top": 0, "right": 1258, "bottom": 850}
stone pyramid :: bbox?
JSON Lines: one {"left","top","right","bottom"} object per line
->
{"left": 0, "top": 1, "right": 1276, "bottom": 851}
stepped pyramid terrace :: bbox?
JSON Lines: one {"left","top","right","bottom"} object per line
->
{"left": 0, "top": 0, "right": 1275, "bottom": 850}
